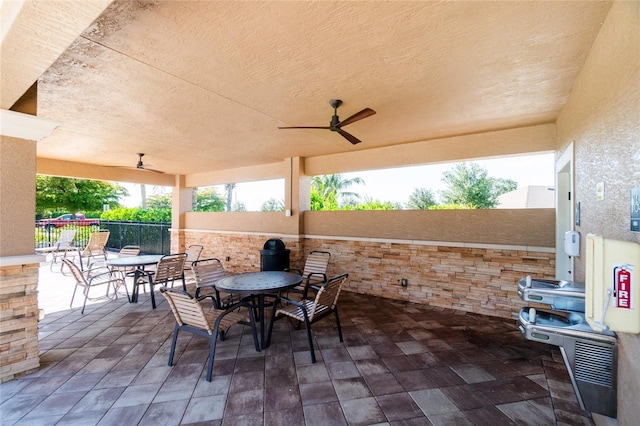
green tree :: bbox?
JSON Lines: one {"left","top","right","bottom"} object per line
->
{"left": 194, "top": 188, "right": 226, "bottom": 212}
{"left": 311, "top": 174, "right": 364, "bottom": 209}
{"left": 36, "top": 176, "right": 128, "bottom": 216}
{"left": 407, "top": 188, "right": 437, "bottom": 210}
{"left": 232, "top": 201, "right": 247, "bottom": 212}
{"left": 100, "top": 207, "right": 171, "bottom": 222}
{"left": 310, "top": 187, "right": 338, "bottom": 211}
{"left": 342, "top": 197, "right": 402, "bottom": 210}
{"left": 429, "top": 203, "right": 476, "bottom": 210}
{"left": 145, "top": 188, "right": 225, "bottom": 212}
{"left": 261, "top": 198, "right": 285, "bottom": 211}
{"left": 439, "top": 162, "right": 517, "bottom": 208}
{"left": 146, "top": 193, "right": 171, "bottom": 209}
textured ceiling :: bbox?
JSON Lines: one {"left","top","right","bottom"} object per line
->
{"left": 3, "top": 1, "right": 613, "bottom": 177}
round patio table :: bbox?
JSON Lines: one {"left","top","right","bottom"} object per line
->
{"left": 216, "top": 271, "right": 302, "bottom": 349}
{"left": 106, "top": 255, "right": 163, "bottom": 303}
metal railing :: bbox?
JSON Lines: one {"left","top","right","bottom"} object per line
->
{"left": 35, "top": 220, "right": 170, "bottom": 255}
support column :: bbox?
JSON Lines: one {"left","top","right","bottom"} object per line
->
{"left": 0, "top": 109, "right": 59, "bottom": 382}
{"left": 284, "top": 157, "right": 309, "bottom": 233}
{"left": 171, "top": 174, "right": 192, "bottom": 253}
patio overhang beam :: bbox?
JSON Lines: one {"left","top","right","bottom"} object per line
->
{"left": 36, "top": 157, "right": 175, "bottom": 186}
{"left": 305, "top": 123, "right": 557, "bottom": 176}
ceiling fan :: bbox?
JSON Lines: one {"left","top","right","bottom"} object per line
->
{"left": 116, "top": 153, "right": 164, "bottom": 174}
{"left": 278, "top": 99, "right": 376, "bottom": 145}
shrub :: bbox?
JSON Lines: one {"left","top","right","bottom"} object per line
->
{"left": 100, "top": 207, "right": 171, "bottom": 222}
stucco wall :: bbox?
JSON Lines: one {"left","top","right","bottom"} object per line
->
{"left": 555, "top": 1, "right": 640, "bottom": 422}
{"left": 0, "top": 136, "right": 37, "bottom": 256}
{"left": 185, "top": 209, "right": 555, "bottom": 248}
{"left": 185, "top": 211, "right": 300, "bottom": 236}
{"left": 0, "top": 135, "right": 41, "bottom": 381}
{"left": 304, "top": 209, "right": 555, "bottom": 247}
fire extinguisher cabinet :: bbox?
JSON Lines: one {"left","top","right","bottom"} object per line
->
{"left": 586, "top": 234, "right": 640, "bottom": 334}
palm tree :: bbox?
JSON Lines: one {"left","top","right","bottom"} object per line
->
{"left": 224, "top": 183, "right": 236, "bottom": 212}
{"left": 311, "top": 174, "right": 364, "bottom": 207}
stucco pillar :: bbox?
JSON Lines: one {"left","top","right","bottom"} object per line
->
{"left": 0, "top": 109, "right": 59, "bottom": 382}
{"left": 284, "top": 157, "right": 309, "bottom": 233}
{"left": 170, "top": 174, "right": 192, "bottom": 252}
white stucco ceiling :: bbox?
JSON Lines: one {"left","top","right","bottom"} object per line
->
{"left": 1, "top": 1, "right": 613, "bottom": 177}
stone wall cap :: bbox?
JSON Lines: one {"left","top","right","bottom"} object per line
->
{"left": 0, "top": 254, "right": 46, "bottom": 267}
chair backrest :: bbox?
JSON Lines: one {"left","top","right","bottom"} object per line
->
{"left": 56, "top": 229, "right": 77, "bottom": 247}
{"left": 185, "top": 245, "right": 204, "bottom": 263}
{"left": 81, "top": 230, "right": 110, "bottom": 256}
{"left": 154, "top": 253, "right": 187, "bottom": 282}
{"left": 62, "top": 258, "right": 88, "bottom": 286}
{"left": 160, "top": 287, "right": 213, "bottom": 334}
{"left": 302, "top": 251, "right": 331, "bottom": 279}
{"left": 191, "top": 258, "right": 225, "bottom": 290}
{"left": 309, "top": 273, "right": 348, "bottom": 321}
{"left": 119, "top": 245, "right": 141, "bottom": 257}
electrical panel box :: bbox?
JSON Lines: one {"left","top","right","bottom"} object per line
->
{"left": 586, "top": 234, "right": 640, "bottom": 334}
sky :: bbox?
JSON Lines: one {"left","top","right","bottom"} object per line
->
{"left": 120, "top": 153, "right": 555, "bottom": 210}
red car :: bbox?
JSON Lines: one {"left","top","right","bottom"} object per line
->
{"left": 37, "top": 214, "right": 100, "bottom": 229}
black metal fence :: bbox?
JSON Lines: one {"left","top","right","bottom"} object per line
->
{"left": 101, "top": 221, "right": 170, "bottom": 254}
{"left": 35, "top": 221, "right": 170, "bottom": 255}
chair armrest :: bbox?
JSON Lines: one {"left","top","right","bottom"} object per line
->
{"left": 88, "top": 270, "right": 124, "bottom": 284}
{"left": 302, "top": 273, "right": 327, "bottom": 298}
{"left": 305, "top": 272, "right": 327, "bottom": 285}
{"left": 277, "top": 295, "right": 304, "bottom": 309}
{"left": 197, "top": 294, "right": 222, "bottom": 309}
{"left": 85, "top": 266, "right": 111, "bottom": 276}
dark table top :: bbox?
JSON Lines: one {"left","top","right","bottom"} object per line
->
{"left": 216, "top": 271, "right": 302, "bottom": 294}
{"left": 105, "top": 254, "right": 163, "bottom": 268}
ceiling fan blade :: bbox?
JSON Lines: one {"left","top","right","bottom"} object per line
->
{"left": 337, "top": 108, "right": 376, "bottom": 128}
{"left": 337, "top": 129, "right": 362, "bottom": 145}
{"left": 140, "top": 167, "right": 165, "bottom": 174}
{"left": 278, "top": 126, "right": 331, "bottom": 129}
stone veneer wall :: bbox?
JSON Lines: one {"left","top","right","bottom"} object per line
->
{"left": 173, "top": 229, "right": 304, "bottom": 274}
{"left": 180, "top": 230, "right": 555, "bottom": 320}
{"left": 0, "top": 263, "right": 40, "bottom": 382}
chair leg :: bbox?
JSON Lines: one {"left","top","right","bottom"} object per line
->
{"left": 206, "top": 334, "right": 218, "bottom": 382}
{"left": 70, "top": 284, "right": 79, "bottom": 309}
{"left": 247, "top": 305, "right": 260, "bottom": 352}
{"left": 303, "top": 314, "right": 316, "bottom": 363}
{"left": 333, "top": 308, "right": 344, "bottom": 342}
{"left": 168, "top": 324, "right": 180, "bottom": 367}
{"left": 113, "top": 279, "right": 130, "bottom": 302}
{"left": 266, "top": 299, "right": 279, "bottom": 348}
{"left": 149, "top": 282, "right": 157, "bottom": 309}
{"left": 81, "top": 288, "right": 90, "bottom": 314}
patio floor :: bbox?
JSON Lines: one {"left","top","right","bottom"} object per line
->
{"left": 0, "top": 261, "right": 594, "bottom": 425}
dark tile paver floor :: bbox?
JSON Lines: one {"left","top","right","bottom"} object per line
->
{"left": 0, "top": 267, "right": 594, "bottom": 425}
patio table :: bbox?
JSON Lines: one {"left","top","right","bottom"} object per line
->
{"left": 105, "top": 254, "right": 163, "bottom": 303}
{"left": 216, "top": 271, "right": 302, "bottom": 349}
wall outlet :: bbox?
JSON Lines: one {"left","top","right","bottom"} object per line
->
{"left": 225, "top": 256, "right": 230, "bottom": 261}
{"left": 400, "top": 278, "right": 408, "bottom": 287}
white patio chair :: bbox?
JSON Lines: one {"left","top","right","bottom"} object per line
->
{"left": 35, "top": 229, "right": 79, "bottom": 272}
{"left": 62, "top": 258, "right": 128, "bottom": 314}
